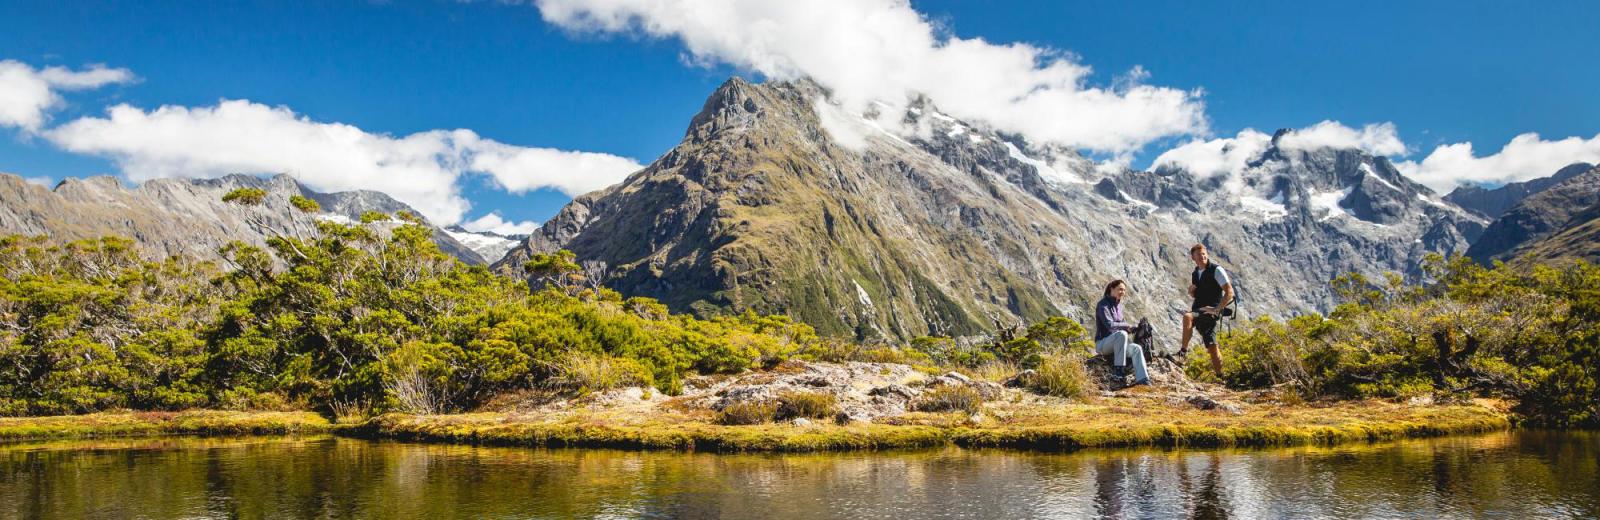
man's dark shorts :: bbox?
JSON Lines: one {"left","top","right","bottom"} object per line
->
{"left": 1191, "top": 309, "right": 1219, "bottom": 346}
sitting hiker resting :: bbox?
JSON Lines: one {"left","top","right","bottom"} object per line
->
{"left": 1095, "top": 279, "right": 1150, "bottom": 386}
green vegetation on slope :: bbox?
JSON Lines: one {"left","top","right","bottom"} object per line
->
{"left": 1190, "top": 254, "right": 1600, "bottom": 427}
{"left": 0, "top": 218, "right": 819, "bottom": 418}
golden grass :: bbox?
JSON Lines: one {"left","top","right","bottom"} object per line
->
{"left": 344, "top": 397, "right": 1509, "bottom": 453}
{"left": 0, "top": 410, "right": 331, "bottom": 441}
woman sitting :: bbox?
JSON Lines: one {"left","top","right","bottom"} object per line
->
{"left": 1094, "top": 280, "right": 1151, "bottom": 386}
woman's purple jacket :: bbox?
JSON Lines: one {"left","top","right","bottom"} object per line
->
{"left": 1095, "top": 296, "right": 1132, "bottom": 341}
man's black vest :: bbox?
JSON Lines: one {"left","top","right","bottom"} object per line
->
{"left": 1192, "top": 262, "right": 1224, "bottom": 309}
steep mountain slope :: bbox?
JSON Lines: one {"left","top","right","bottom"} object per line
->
{"left": 1514, "top": 200, "right": 1600, "bottom": 264}
{"left": 0, "top": 172, "right": 486, "bottom": 264}
{"left": 498, "top": 78, "right": 1484, "bottom": 344}
{"left": 1445, "top": 162, "right": 1594, "bottom": 219}
{"left": 1466, "top": 165, "right": 1600, "bottom": 264}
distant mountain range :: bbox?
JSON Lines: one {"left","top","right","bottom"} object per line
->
{"left": 3, "top": 77, "right": 1593, "bottom": 345}
{"left": 0, "top": 172, "right": 499, "bottom": 265}
{"left": 1464, "top": 164, "right": 1600, "bottom": 264}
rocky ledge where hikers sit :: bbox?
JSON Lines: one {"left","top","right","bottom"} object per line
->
{"left": 339, "top": 358, "right": 1510, "bottom": 453}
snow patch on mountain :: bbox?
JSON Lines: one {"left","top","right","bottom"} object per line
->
{"left": 445, "top": 227, "right": 522, "bottom": 263}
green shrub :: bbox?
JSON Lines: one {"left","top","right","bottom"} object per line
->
{"left": 912, "top": 385, "right": 983, "bottom": 414}
{"left": 717, "top": 401, "right": 778, "bottom": 425}
{"left": 220, "top": 187, "right": 267, "bottom": 205}
{"left": 1200, "top": 254, "right": 1600, "bottom": 427}
{"left": 775, "top": 390, "right": 837, "bottom": 420}
{"left": 288, "top": 195, "right": 320, "bottom": 213}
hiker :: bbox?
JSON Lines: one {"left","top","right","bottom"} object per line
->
{"left": 1095, "top": 279, "right": 1150, "bottom": 386}
{"left": 1181, "top": 243, "right": 1235, "bottom": 376}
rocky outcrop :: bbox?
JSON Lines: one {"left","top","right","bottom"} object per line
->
{"left": 0, "top": 172, "right": 486, "bottom": 264}
{"left": 1467, "top": 165, "right": 1600, "bottom": 264}
{"left": 497, "top": 78, "right": 1485, "bottom": 346}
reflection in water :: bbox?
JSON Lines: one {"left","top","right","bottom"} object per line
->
{"left": 0, "top": 432, "right": 1595, "bottom": 519}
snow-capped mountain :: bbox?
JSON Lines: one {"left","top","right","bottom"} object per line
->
{"left": 496, "top": 77, "right": 1487, "bottom": 345}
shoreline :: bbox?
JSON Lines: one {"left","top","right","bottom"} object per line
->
{"left": 338, "top": 404, "right": 1511, "bottom": 453}
{"left": 0, "top": 410, "right": 331, "bottom": 442}
{"left": 2, "top": 403, "right": 1508, "bottom": 453}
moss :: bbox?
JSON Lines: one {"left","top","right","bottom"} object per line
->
{"left": 0, "top": 411, "right": 331, "bottom": 441}
{"left": 343, "top": 399, "right": 1511, "bottom": 454}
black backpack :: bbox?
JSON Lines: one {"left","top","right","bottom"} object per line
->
{"left": 1132, "top": 318, "right": 1154, "bottom": 352}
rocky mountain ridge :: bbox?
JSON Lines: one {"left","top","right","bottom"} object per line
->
{"left": 1468, "top": 164, "right": 1600, "bottom": 264}
{"left": 1445, "top": 162, "right": 1594, "bottom": 219}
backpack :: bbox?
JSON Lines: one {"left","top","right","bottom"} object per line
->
{"left": 1132, "top": 318, "right": 1154, "bottom": 352}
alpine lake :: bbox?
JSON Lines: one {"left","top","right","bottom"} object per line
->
{"left": 0, "top": 430, "right": 1595, "bottom": 519}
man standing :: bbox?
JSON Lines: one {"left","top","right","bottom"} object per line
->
{"left": 1181, "top": 243, "right": 1234, "bottom": 376}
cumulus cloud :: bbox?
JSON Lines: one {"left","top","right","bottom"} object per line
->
{"left": 1276, "top": 121, "right": 1406, "bottom": 156}
{"left": 1396, "top": 133, "right": 1600, "bottom": 193}
{"left": 46, "top": 99, "right": 643, "bottom": 225}
{"left": 1152, "top": 121, "right": 1405, "bottom": 179}
{"left": 534, "top": 0, "right": 1206, "bottom": 154}
{"left": 1152, "top": 129, "right": 1272, "bottom": 178}
{"left": 460, "top": 212, "right": 540, "bottom": 235}
{"left": 0, "top": 60, "right": 135, "bottom": 131}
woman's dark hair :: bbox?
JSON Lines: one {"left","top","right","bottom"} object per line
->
{"left": 1104, "top": 279, "right": 1126, "bottom": 298}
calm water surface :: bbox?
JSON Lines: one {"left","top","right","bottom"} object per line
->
{"left": 0, "top": 431, "right": 1595, "bottom": 519}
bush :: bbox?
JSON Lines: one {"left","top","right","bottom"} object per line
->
{"left": 912, "top": 385, "right": 983, "bottom": 414}
{"left": 220, "top": 187, "right": 267, "bottom": 205}
{"left": 1029, "top": 353, "right": 1092, "bottom": 400}
{"left": 717, "top": 401, "right": 778, "bottom": 425}
{"left": 1201, "top": 254, "right": 1600, "bottom": 427}
{"left": 0, "top": 225, "right": 822, "bottom": 417}
{"left": 775, "top": 390, "right": 837, "bottom": 420}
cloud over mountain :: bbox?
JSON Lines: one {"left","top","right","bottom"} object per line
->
{"left": 1397, "top": 132, "right": 1600, "bottom": 193}
{"left": 534, "top": 0, "right": 1207, "bottom": 155}
{"left": 0, "top": 60, "right": 134, "bottom": 131}
{"left": 45, "top": 98, "right": 643, "bottom": 225}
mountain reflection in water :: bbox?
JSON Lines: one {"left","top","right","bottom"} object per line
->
{"left": 0, "top": 431, "right": 1594, "bottom": 519}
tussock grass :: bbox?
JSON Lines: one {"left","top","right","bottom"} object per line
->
{"left": 546, "top": 352, "right": 653, "bottom": 396}
{"left": 912, "top": 386, "right": 984, "bottom": 414}
{"left": 717, "top": 401, "right": 779, "bottom": 425}
{"left": 1027, "top": 353, "right": 1092, "bottom": 400}
{"left": 775, "top": 391, "right": 837, "bottom": 420}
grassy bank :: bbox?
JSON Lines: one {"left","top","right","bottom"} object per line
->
{"left": 342, "top": 399, "right": 1510, "bottom": 453}
{"left": 0, "top": 411, "right": 331, "bottom": 442}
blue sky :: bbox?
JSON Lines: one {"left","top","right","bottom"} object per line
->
{"left": 2, "top": 0, "right": 1597, "bottom": 228}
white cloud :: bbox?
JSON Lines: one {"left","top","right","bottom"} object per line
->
{"left": 460, "top": 212, "right": 540, "bottom": 235}
{"left": 458, "top": 132, "right": 642, "bottom": 195}
{"left": 1277, "top": 121, "right": 1406, "bottom": 156}
{"left": 534, "top": 0, "right": 1206, "bottom": 154}
{"left": 0, "top": 60, "right": 135, "bottom": 132}
{"left": 1152, "top": 128, "right": 1272, "bottom": 178}
{"left": 45, "top": 99, "right": 642, "bottom": 225}
{"left": 1396, "top": 132, "right": 1600, "bottom": 193}
{"left": 23, "top": 176, "right": 53, "bottom": 187}
{"left": 1152, "top": 121, "right": 1406, "bottom": 179}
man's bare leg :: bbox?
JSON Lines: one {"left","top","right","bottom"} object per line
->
{"left": 1207, "top": 343, "right": 1223, "bottom": 376}
{"left": 1180, "top": 312, "right": 1194, "bottom": 353}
